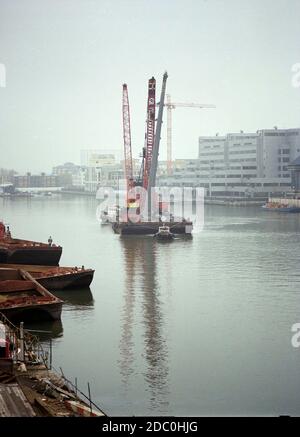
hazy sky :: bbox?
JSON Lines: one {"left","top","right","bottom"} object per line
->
{"left": 1, "top": 0, "right": 300, "bottom": 173}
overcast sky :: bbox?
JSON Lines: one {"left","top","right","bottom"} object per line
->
{"left": 0, "top": 0, "right": 300, "bottom": 173}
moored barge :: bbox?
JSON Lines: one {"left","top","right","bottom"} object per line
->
{"left": 0, "top": 264, "right": 94, "bottom": 290}
{"left": 0, "top": 222, "right": 62, "bottom": 266}
{"left": 0, "top": 268, "right": 63, "bottom": 321}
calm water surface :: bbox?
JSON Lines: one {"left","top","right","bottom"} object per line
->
{"left": 1, "top": 195, "right": 300, "bottom": 416}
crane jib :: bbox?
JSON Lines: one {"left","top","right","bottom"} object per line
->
{"left": 143, "top": 77, "right": 156, "bottom": 190}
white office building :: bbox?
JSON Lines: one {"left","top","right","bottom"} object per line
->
{"left": 158, "top": 128, "right": 300, "bottom": 196}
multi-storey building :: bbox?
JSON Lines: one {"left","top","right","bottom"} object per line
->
{"left": 157, "top": 128, "right": 300, "bottom": 196}
{"left": 13, "top": 173, "right": 58, "bottom": 188}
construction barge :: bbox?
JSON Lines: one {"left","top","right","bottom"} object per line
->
{"left": 0, "top": 264, "right": 94, "bottom": 290}
{"left": 0, "top": 313, "right": 105, "bottom": 417}
{"left": 0, "top": 268, "right": 62, "bottom": 321}
{"left": 112, "top": 220, "right": 193, "bottom": 235}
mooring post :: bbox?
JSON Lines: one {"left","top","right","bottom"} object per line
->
{"left": 49, "top": 338, "right": 52, "bottom": 369}
{"left": 87, "top": 382, "right": 92, "bottom": 414}
{"left": 20, "top": 322, "right": 24, "bottom": 362}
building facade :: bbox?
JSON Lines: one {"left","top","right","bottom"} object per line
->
{"left": 157, "top": 128, "right": 300, "bottom": 196}
{"left": 13, "top": 173, "right": 58, "bottom": 188}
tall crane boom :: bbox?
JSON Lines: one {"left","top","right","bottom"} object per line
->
{"left": 143, "top": 77, "right": 156, "bottom": 190}
{"left": 122, "top": 84, "right": 134, "bottom": 192}
{"left": 164, "top": 96, "right": 216, "bottom": 174}
{"left": 148, "top": 72, "right": 168, "bottom": 191}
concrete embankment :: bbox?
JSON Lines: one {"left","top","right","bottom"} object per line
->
{"left": 204, "top": 197, "right": 266, "bottom": 206}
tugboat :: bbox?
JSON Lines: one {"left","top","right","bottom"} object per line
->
{"left": 100, "top": 205, "right": 120, "bottom": 224}
{"left": 154, "top": 225, "right": 174, "bottom": 241}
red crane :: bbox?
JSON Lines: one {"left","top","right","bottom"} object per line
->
{"left": 121, "top": 73, "right": 168, "bottom": 221}
{"left": 143, "top": 77, "right": 156, "bottom": 190}
{"left": 122, "top": 84, "right": 134, "bottom": 195}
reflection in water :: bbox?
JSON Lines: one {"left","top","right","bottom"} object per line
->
{"left": 22, "top": 288, "right": 94, "bottom": 343}
{"left": 119, "top": 237, "right": 170, "bottom": 413}
{"left": 53, "top": 287, "right": 94, "bottom": 308}
{"left": 24, "top": 318, "right": 63, "bottom": 341}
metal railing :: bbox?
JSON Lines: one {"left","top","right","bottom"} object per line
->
{"left": 0, "top": 311, "right": 49, "bottom": 367}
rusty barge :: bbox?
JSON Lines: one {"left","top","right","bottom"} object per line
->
{"left": 0, "top": 264, "right": 94, "bottom": 290}
{"left": 0, "top": 222, "right": 62, "bottom": 266}
{"left": 0, "top": 268, "right": 63, "bottom": 321}
{"left": 0, "top": 239, "right": 62, "bottom": 266}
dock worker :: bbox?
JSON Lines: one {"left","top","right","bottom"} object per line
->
{"left": 48, "top": 236, "right": 53, "bottom": 246}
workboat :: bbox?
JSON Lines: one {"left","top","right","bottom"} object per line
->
{"left": 0, "top": 222, "right": 62, "bottom": 266}
{"left": 100, "top": 205, "right": 120, "bottom": 224}
{"left": 154, "top": 225, "right": 175, "bottom": 240}
{"left": 261, "top": 202, "right": 300, "bottom": 213}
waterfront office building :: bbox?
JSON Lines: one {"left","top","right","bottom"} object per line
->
{"left": 158, "top": 128, "right": 300, "bottom": 197}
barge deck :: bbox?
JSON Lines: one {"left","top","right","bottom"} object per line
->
{"left": 0, "top": 268, "right": 63, "bottom": 321}
{"left": 0, "top": 264, "right": 94, "bottom": 290}
{"left": 112, "top": 220, "right": 193, "bottom": 235}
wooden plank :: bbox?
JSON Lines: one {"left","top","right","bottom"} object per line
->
{"left": 0, "top": 383, "right": 36, "bottom": 417}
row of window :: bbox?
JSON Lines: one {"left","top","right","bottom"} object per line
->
{"left": 264, "top": 131, "right": 299, "bottom": 137}
{"left": 264, "top": 132, "right": 286, "bottom": 137}
{"left": 230, "top": 158, "right": 256, "bottom": 162}
{"left": 209, "top": 181, "right": 291, "bottom": 187}
{"left": 229, "top": 149, "right": 256, "bottom": 155}
{"left": 199, "top": 151, "right": 224, "bottom": 157}
{"left": 199, "top": 138, "right": 225, "bottom": 142}
{"left": 230, "top": 142, "right": 256, "bottom": 146}
{"left": 199, "top": 159, "right": 224, "bottom": 164}
{"left": 228, "top": 136, "right": 257, "bottom": 140}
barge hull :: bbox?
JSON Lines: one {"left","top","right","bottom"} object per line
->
{"left": 37, "top": 271, "right": 94, "bottom": 290}
{"left": 5, "top": 247, "right": 62, "bottom": 266}
{"left": 0, "top": 302, "right": 62, "bottom": 321}
{"left": 113, "top": 221, "right": 193, "bottom": 235}
{"left": 0, "top": 264, "right": 94, "bottom": 290}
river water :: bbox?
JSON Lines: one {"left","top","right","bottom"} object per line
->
{"left": 1, "top": 195, "right": 300, "bottom": 416}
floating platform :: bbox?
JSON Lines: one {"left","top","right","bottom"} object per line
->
{"left": 0, "top": 237, "right": 62, "bottom": 266}
{"left": 0, "top": 268, "right": 63, "bottom": 321}
{"left": 112, "top": 220, "right": 193, "bottom": 236}
{"left": 0, "top": 264, "right": 94, "bottom": 290}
